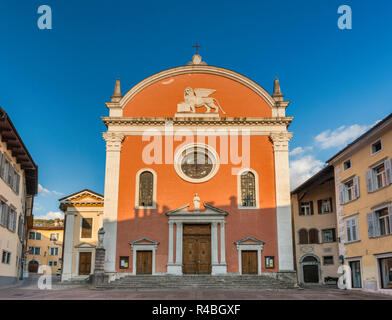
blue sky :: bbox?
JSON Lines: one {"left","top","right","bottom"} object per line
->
{"left": 1, "top": 0, "right": 391, "bottom": 219}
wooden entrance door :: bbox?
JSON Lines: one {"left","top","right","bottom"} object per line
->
{"left": 241, "top": 251, "right": 258, "bottom": 274}
{"left": 136, "top": 251, "right": 153, "bottom": 274}
{"left": 28, "top": 260, "right": 39, "bottom": 273}
{"left": 303, "top": 265, "right": 319, "bottom": 283}
{"left": 78, "top": 252, "right": 92, "bottom": 275}
{"left": 183, "top": 225, "right": 211, "bottom": 274}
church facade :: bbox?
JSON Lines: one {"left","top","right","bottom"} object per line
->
{"left": 101, "top": 55, "right": 295, "bottom": 281}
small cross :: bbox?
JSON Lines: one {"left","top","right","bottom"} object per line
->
{"left": 192, "top": 42, "right": 201, "bottom": 55}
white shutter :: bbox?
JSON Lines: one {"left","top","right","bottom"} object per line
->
{"left": 374, "top": 211, "right": 381, "bottom": 237}
{"left": 12, "top": 212, "right": 17, "bottom": 232}
{"left": 385, "top": 159, "right": 392, "bottom": 186}
{"left": 367, "top": 212, "right": 375, "bottom": 238}
{"left": 352, "top": 218, "right": 358, "bottom": 241}
{"left": 366, "top": 170, "right": 374, "bottom": 193}
{"left": 338, "top": 184, "right": 344, "bottom": 204}
{"left": 346, "top": 220, "right": 351, "bottom": 242}
{"left": 354, "top": 176, "right": 360, "bottom": 199}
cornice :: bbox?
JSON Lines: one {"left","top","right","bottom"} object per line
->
{"left": 102, "top": 116, "right": 293, "bottom": 127}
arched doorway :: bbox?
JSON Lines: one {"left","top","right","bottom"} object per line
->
{"left": 300, "top": 255, "right": 320, "bottom": 284}
{"left": 28, "top": 260, "right": 39, "bottom": 273}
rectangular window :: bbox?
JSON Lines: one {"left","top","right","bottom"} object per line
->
{"left": 371, "top": 140, "right": 382, "bottom": 155}
{"left": 346, "top": 217, "right": 359, "bottom": 243}
{"left": 29, "top": 231, "right": 41, "bottom": 240}
{"left": 379, "top": 257, "right": 392, "bottom": 289}
{"left": 81, "top": 218, "right": 93, "bottom": 238}
{"left": 50, "top": 247, "right": 59, "bottom": 256}
{"left": 119, "top": 256, "right": 129, "bottom": 269}
{"left": 1, "top": 251, "right": 11, "bottom": 264}
{"left": 323, "top": 256, "right": 334, "bottom": 265}
{"left": 343, "top": 160, "right": 352, "bottom": 171}
{"left": 50, "top": 233, "right": 59, "bottom": 241}
{"left": 344, "top": 180, "right": 355, "bottom": 202}
{"left": 28, "top": 247, "right": 41, "bottom": 255}
{"left": 300, "top": 201, "right": 313, "bottom": 216}
{"left": 377, "top": 208, "right": 391, "bottom": 236}
{"left": 318, "top": 198, "right": 333, "bottom": 214}
{"left": 322, "top": 229, "right": 336, "bottom": 243}
{"left": 48, "top": 261, "right": 53, "bottom": 266}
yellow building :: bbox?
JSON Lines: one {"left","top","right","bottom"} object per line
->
{"left": 26, "top": 220, "right": 64, "bottom": 275}
{"left": 0, "top": 106, "right": 38, "bottom": 286}
{"left": 327, "top": 113, "right": 392, "bottom": 294}
{"left": 291, "top": 166, "right": 339, "bottom": 285}
{"left": 59, "top": 189, "right": 104, "bottom": 281}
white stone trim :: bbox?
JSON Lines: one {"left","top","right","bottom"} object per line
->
{"left": 166, "top": 206, "right": 228, "bottom": 275}
{"left": 61, "top": 213, "right": 75, "bottom": 281}
{"left": 134, "top": 168, "right": 157, "bottom": 209}
{"left": 236, "top": 168, "right": 260, "bottom": 209}
{"left": 79, "top": 216, "right": 94, "bottom": 240}
{"left": 130, "top": 241, "right": 159, "bottom": 275}
{"left": 173, "top": 143, "right": 220, "bottom": 184}
{"left": 270, "top": 132, "right": 295, "bottom": 271}
{"left": 236, "top": 243, "right": 263, "bottom": 275}
{"left": 75, "top": 248, "right": 94, "bottom": 276}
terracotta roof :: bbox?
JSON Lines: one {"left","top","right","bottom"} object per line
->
{"left": 0, "top": 106, "right": 38, "bottom": 195}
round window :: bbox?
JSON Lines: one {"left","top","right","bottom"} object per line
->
{"left": 174, "top": 144, "right": 219, "bottom": 183}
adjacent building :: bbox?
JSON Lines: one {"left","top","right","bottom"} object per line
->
{"left": 26, "top": 219, "right": 64, "bottom": 275}
{"left": 327, "top": 113, "right": 392, "bottom": 294}
{"left": 60, "top": 189, "right": 104, "bottom": 281}
{"left": 0, "top": 106, "right": 38, "bottom": 286}
{"left": 291, "top": 166, "right": 339, "bottom": 285}
{"left": 99, "top": 54, "right": 296, "bottom": 281}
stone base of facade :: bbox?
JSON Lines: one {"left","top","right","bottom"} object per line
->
{"left": 91, "top": 273, "right": 109, "bottom": 287}
{"left": 0, "top": 276, "right": 18, "bottom": 287}
{"left": 276, "top": 270, "right": 298, "bottom": 285}
{"left": 211, "top": 264, "right": 227, "bottom": 275}
{"left": 166, "top": 264, "right": 183, "bottom": 275}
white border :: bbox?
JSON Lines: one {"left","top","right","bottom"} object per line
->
{"left": 173, "top": 143, "right": 220, "bottom": 184}
{"left": 134, "top": 168, "right": 157, "bottom": 209}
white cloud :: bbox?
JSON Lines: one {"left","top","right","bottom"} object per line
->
{"left": 35, "top": 211, "right": 64, "bottom": 220}
{"left": 314, "top": 124, "right": 372, "bottom": 150}
{"left": 290, "top": 146, "right": 313, "bottom": 157}
{"left": 290, "top": 155, "right": 324, "bottom": 190}
{"left": 38, "top": 184, "right": 64, "bottom": 196}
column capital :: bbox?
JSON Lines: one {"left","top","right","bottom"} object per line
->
{"left": 270, "top": 132, "right": 293, "bottom": 151}
{"left": 102, "top": 132, "right": 125, "bottom": 152}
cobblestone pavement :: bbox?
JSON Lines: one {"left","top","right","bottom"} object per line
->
{"left": 0, "top": 276, "right": 391, "bottom": 300}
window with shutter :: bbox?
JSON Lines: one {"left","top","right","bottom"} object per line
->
{"left": 366, "top": 170, "right": 374, "bottom": 193}
{"left": 299, "top": 229, "right": 308, "bottom": 244}
{"left": 353, "top": 176, "right": 360, "bottom": 199}
{"left": 309, "top": 229, "right": 319, "bottom": 244}
{"left": 385, "top": 159, "right": 392, "bottom": 186}
{"left": 376, "top": 208, "right": 391, "bottom": 236}
{"left": 367, "top": 212, "right": 375, "bottom": 238}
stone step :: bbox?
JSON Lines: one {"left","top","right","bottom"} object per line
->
{"left": 97, "top": 275, "right": 295, "bottom": 290}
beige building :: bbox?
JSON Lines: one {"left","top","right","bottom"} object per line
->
{"left": 59, "top": 189, "right": 104, "bottom": 281}
{"left": 26, "top": 220, "right": 64, "bottom": 275}
{"left": 291, "top": 165, "right": 339, "bottom": 285}
{"left": 0, "top": 106, "right": 38, "bottom": 286}
{"left": 327, "top": 113, "right": 392, "bottom": 294}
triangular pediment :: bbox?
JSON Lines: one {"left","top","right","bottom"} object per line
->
{"left": 129, "top": 237, "right": 159, "bottom": 246}
{"left": 165, "top": 203, "right": 228, "bottom": 216}
{"left": 75, "top": 242, "right": 96, "bottom": 248}
{"left": 234, "top": 236, "right": 265, "bottom": 245}
{"left": 59, "top": 189, "right": 104, "bottom": 208}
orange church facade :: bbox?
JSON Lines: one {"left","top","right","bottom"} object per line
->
{"left": 101, "top": 55, "right": 295, "bottom": 281}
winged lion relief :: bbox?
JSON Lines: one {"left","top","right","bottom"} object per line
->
{"left": 177, "top": 87, "right": 226, "bottom": 115}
